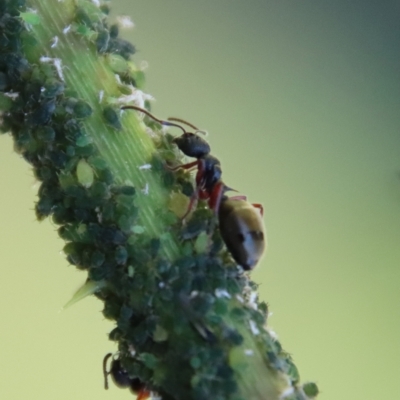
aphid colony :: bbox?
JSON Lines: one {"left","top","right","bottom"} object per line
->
{"left": 122, "top": 105, "right": 267, "bottom": 271}
{"left": 101, "top": 106, "right": 267, "bottom": 399}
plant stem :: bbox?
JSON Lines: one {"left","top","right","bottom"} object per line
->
{"left": 0, "top": 1, "right": 318, "bottom": 399}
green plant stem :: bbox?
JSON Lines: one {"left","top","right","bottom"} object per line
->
{"left": 0, "top": 1, "right": 318, "bottom": 399}
{"left": 30, "top": 0, "right": 179, "bottom": 260}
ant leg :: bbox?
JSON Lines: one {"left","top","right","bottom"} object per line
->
{"left": 208, "top": 181, "right": 225, "bottom": 214}
{"left": 181, "top": 186, "right": 201, "bottom": 220}
{"left": 103, "top": 353, "right": 113, "bottom": 390}
{"left": 252, "top": 203, "right": 264, "bottom": 216}
{"left": 165, "top": 160, "right": 198, "bottom": 172}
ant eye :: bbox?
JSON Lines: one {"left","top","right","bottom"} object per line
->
{"left": 238, "top": 233, "right": 245, "bottom": 243}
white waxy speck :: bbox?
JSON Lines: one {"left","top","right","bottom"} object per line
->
{"left": 63, "top": 24, "right": 71, "bottom": 34}
{"left": 116, "top": 86, "right": 154, "bottom": 109}
{"left": 140, "top": 60, "right": 149, "bottom": 70}
{"left": 244, "top": 349, "right": 254, "bottom": 356}
{"left": 266, "top": 327, "right": 278, "bottom": 341}
{"left": 150, "top": 393, "right": 162, "bottom": 400}
{"left": 128, "top": 345, "right": 136, "bottom": 357}
{"left": 116, "top": 15, "right": 135, "bottom": 29}
{"left": 247, "top": 291, "right": 258, "bottom": 310}
{"left": 53, "top": 59, "right": 64, "bottom": 81}
{"left": 95, "top": 207, "right": 103, "bottom": 223}
{"left": 138, "top": 164, "right": 152, "bottom": 170}
{"left": 91, "top": 0, "right": 100, "bottom": 6}
{"left": 159, "top": 282, "right": 165, "bottom": 288}
{"left": 215, "top": 288, "right": 231, "bottom": 299}
{"left": 249, "top": 320, "right": 260, "bottom": 335}
{"left": 236, "top": 295, "right": 244, "bottom": 303}
{"left": 114, "top": 74, "right": 122, "bottom": 84}
{"left": 142, "top": 183, "right": 149, "bottom": 195}
{"left": 50, "top": 36, "right": 58, "bottom": 48}
{"left": 98, "top": 90, "right": 104, "bottom": 103}
{"left": 145, "top": 127, "right": 157, "bottom": 138}
{"left": 4, "top": 92, "right": 19, "bottom": 99}
{"left": 279, "top": 385, "right": 295, "bottom": 399}
{"left": 190, "top": 290, "right": 199, "bottom": 298}
{"left": 40, "top": 57, "right": 64, "bottom": 81}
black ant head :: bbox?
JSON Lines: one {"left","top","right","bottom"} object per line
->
{"left": 121, "top": 105, "right": 210, "bottom": 158}
{"left": 173, "top": 133, "right": 210, "bottom": 158}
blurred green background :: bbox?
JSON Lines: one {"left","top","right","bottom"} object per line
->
{"left": 1, "top": 0, "right": 399, "bottom": 399}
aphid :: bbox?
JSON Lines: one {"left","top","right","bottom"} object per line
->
{"left": 103, "top": 353, "right": 150, "bottom": 400}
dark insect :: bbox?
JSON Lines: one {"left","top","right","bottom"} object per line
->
{"left": 121, "top": 106, "right": 266, "bottom": 269}
{"left": 103, "top": 353, "right": 150, "bottom": 400}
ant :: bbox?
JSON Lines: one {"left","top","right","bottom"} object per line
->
{"left": 121, "top": 105, "right": 222, "bottom": 217}
{"left": 122, "top": 106, "right": 266, "bottom": 270}
{"left": 103, "top": 353, "right": 150, "bottom": 400}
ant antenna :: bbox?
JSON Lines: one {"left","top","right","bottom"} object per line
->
{"left": 167, "top": 117, "right": 199, "bottom": 130}
{"left": 168, "top": 117, "right": 207, "bottom": 136}
{"left": 103, "top": 353, "right": 113, "bottom": 390}
{"left": 121, "top": 105, "right": 187, "bottom": 134}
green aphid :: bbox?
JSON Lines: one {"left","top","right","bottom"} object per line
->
{"left": 89, "top": 265, "right": 108, "bottom": 281}
{"left": 76, "top": 159, "right": 94, "bottom": 188}
{"left": 149, "top": 238, "right": 160, "bottom": 258}
{"left": 108, "top": 327, "right": 122, "bottom": 342}
{"left": 87, "top": 155, "right": 108, "bottom": 170}
{"left": 117, "top": 214, "right": 134, "bottom": 233}
{"left": 153, "top": 324, "right": 168, "bottom": 342}
{"left": 75, "top": 134, "right": 93, "bottom": 147}
{"left": 103, "top": 298, "right": 124, "bottom": 321}
{"left": 20, "top": 12, "right": 41, "bottom": 26}
{"left": 34, "top": 165, "right": 54, "bottom": 182}
{"left": 59, "top": 171, "right": 77, "bottom": 190}
{"left": 117, "top": 304, "right": 134, "bottom": 331}
{"left": 132, "top": 225, "right": 145, "bottom": 235}
{"left": 109, "top": 24, "right": 119, "bottom": 39}
{"left": 194, "top": 231, "right": 209, "bottom": 254}
{"left": 91, "top": 250, "right": 105, "bottom": 268}
{"left": 97, "top": 168, "right": 114, "bottom": 185}
{"left": 112, "top": 185, "right": 136, "bottom": 196}
{"left": 103, "top": 105, "right": 122, "bottom": 130}
{"left": 96, "top": 29, "right": 110, "bottom": 53}
{"left": 36, "top": 126, "right": 56, "bottom": 142}
{"left": 106, "top": 53, "right": 129, "bottom": 74}
{"left": 0, "top": 92, "right": 13, "bottom": 111}
{"left": 139, "top": 353, "right": 159, "bottom": 370}
{"left": 89, "top": 181, "right": 109, "bottom": 200}
{"left": 213, "top": 298, "right": 229, "bottom": 316}
{"left": 302, "top": 382, "right": 319, "bottom": 398}
{"left": 30, "top": 99, "right": 56, "bottom": 125}
{"left": 14, "top": 129, "right": 36, "bottom": 153}
{"left": 115, "top": 246, "right": 128, "bottom": 265}
{"left": 42, "top": 78, "right": 64, "bottom": 98}
{"left": 74, "top": 99, "right": 93, "bottom": 119}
